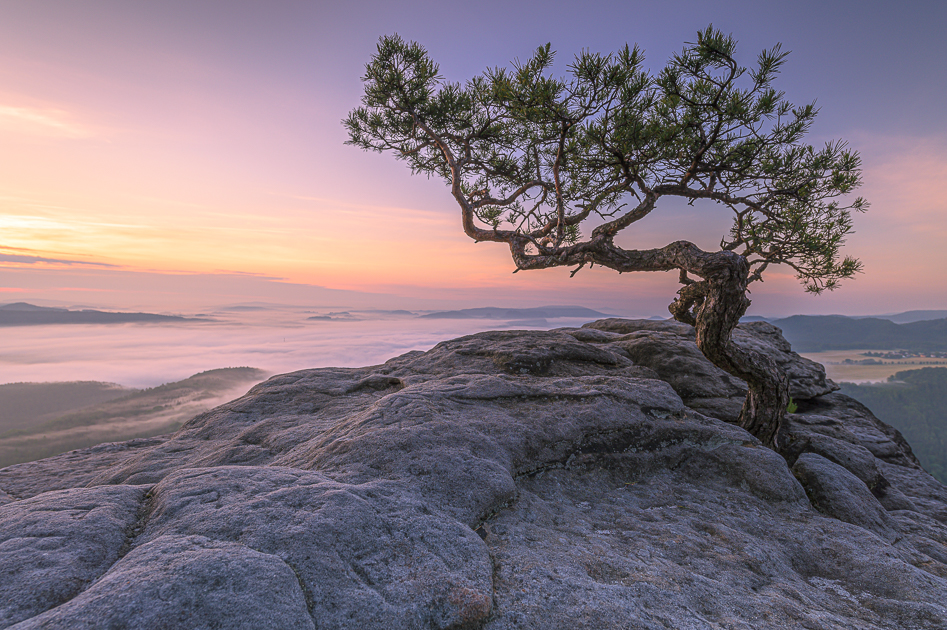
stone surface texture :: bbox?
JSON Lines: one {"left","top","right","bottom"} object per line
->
{"left": 0, "top": 320, "right": 945, "bottom": 629}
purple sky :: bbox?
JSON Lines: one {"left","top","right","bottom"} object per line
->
{"left": 0, "top": 0, "right": 945, "bottom": 317}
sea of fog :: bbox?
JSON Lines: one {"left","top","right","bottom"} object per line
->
{"left": 0, "top": 310, "right": 611, "bottom": 388}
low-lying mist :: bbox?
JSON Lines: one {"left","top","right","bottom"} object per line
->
{"left": 0, "top": 309, "right": 610, "bottom": 388}
{"left": 0, "top": 309, "right": 616, "bottom": 467}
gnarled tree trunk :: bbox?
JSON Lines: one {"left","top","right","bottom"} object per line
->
{"left": 669, "top": 251, "right": 791, "bottom": 450}
{"left": 509, "top": 231, "right": 792, "bottom": 450}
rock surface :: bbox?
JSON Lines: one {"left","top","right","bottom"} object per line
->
{"left": 583, "top": 319, "right": 839, "bottom": 422}
{"left": 791, "top": 453, "right": 899, "bottom": 542}
{"left": 0, "top": 321, "right": 945, "bottom": 629}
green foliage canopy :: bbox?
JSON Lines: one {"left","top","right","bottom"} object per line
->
{"left": 345, "top": 26, "right": 866, "bottom": 292}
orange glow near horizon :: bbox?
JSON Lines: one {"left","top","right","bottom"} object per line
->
{"left": 0, "top": 178, "right": 518, "bottom": 288}
{"left": 3, "top": 134, "right": 946, "bottom": 310}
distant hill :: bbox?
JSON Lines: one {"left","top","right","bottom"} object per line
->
{"left": 865, "top": 310, "right": 947, "bottom": 324}
{"left": 0, "top": 302, "right": 67, "bottom": 312}
{"left": 771, "top": 315, "right": 947, "bottom": 352}
{"left": 306, "top": 310, "right": 417, "bottom": 321}
{"left": 0, "top": 302, "right": 199, "bottom": 326}
{"left": 0, "top": 381, "right": 131, "bottom": 435}
{"left": 419, "top": 306, "right": 614, "bottom": 320}
{"left": 0, "top": 367, "right": 267, "bottom": 467}
{"left": 741, "top": 310, "right": 947, "bottom": 325}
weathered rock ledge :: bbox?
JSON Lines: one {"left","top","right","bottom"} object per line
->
{"left": 1, "top": 320, "right": 945, "bottom": 629}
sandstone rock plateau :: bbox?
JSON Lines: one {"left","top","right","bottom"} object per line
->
{"left": 1, "top": 320, "right": 945, "bottom": 629}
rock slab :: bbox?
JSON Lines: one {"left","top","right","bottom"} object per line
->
{"left": 0, "top": 321, "right": 945, "bottom": 629}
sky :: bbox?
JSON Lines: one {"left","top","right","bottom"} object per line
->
{"left": 1, "top": 0, "right": 945, "bottom": 317}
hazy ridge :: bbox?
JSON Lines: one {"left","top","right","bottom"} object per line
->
{"left": 0, "top": 381, "right": 131, "bottom": 435}
{"left": 773, "top": 315, "right": 947, "bottom": 352}
{"left": 0, "top": 302, "right": 200, "bottom": 326}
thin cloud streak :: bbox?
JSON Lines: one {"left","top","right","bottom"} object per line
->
{"left": 0, "top": 253, "right": 118, "bottom": 267}
{"left": 0, "top": 104, "right": 92, "bottom": 138}
{"left": 0, "top": 245, "right": 122, "bottom": 269}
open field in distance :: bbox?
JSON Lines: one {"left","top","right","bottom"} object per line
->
{"left": 800, "top": 350, "right": 947, "bottom": 383}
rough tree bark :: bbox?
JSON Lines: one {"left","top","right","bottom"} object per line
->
{"left": 668, "top": 251, "right": 791, "bottom": 450}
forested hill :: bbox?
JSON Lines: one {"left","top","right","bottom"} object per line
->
{"left": 0, "top": 302, "right": 197, "bottom": 326}
{"left": 772, "top": 315, "right": 947, "bottom": 352}
{"left": 840, "top": 367, "right": 947, "bottom": 484}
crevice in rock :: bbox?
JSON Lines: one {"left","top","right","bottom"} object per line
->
{"left": 448, "top": 392, "right": 633, "bottom": 405}
{"left": 476, "top": 550, "right": 501, "bottom": 630}
{"left": 283, "top": 558, "right": 317, "bottom": 619}
{"left": 348, "top": 558, "right": 393, "bottom": 607}
{"left": 115, "top": 486, "right": 157, "bottom": 563}
{"left": 512, "top": 425, "right": 733, "bottom": 481}
{"left": 2, "top": 486, "right": 159, "bottom": 625}
{"left": 489, "top": 352, "right": 628, "bottom": 377}
{"left": 474, "top": 495, "right": 517, "bottom": 533}
{"left": 0, "top": 483, "right": 23, "bottom": 501}
{"left": 345, "top": 374, "right": 406, "bottom": 394}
